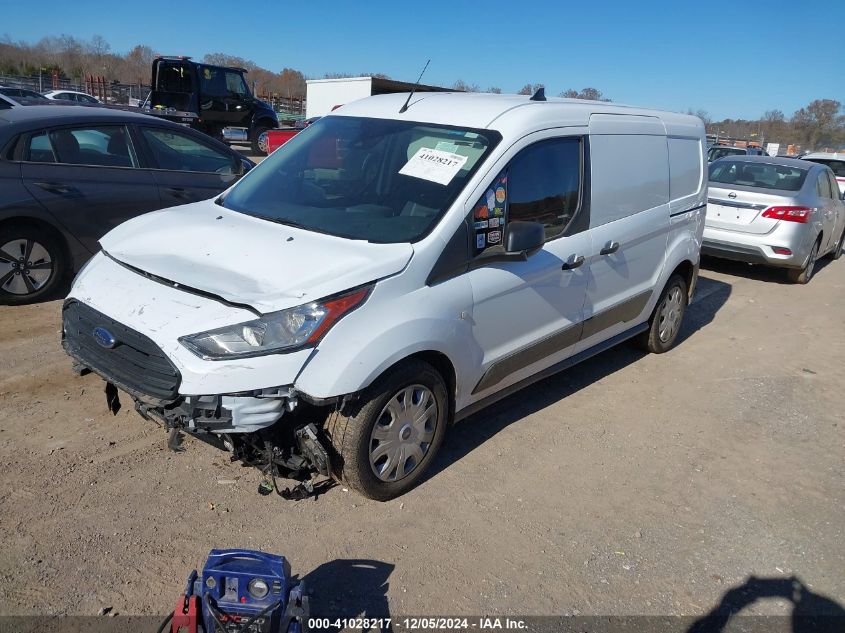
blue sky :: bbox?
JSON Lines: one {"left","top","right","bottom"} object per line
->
{"left": 2, "top": 0, "right": 843, "bottom": 120}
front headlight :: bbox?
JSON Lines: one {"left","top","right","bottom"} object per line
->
{"left": 179, "top": 286, "right": 370, "bottom": 360}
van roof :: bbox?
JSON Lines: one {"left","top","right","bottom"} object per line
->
{"left": 331, "top": 92, "right": 703, "bottom": 137}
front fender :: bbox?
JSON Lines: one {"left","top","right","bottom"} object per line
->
{"left": 294, "top": 277, "right": 476, "bottom": 402}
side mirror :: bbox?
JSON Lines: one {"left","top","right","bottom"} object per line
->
{"left": 240, "top": 158, "right": 254, "bottom": 174}
{"left": 505, "top": 221, "right": 544, "bottom": 255}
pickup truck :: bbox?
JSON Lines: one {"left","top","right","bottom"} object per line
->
{"left": 142, "top": 56, "right": 278, "bottom": 154}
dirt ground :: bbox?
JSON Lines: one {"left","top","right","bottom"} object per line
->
{"left": 0, "top": 255, "right": 843, "bottom": 623}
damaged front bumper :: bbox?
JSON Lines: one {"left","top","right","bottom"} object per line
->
{"left": 135, "top": 386, "right": 298, "bottom": 435}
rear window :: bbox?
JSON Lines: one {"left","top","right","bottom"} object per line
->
{"left": 804, "top": 158, "right": 845, "bottom": 177}
{"left": 709, "top": 160, "right": 808, "bottom": 192}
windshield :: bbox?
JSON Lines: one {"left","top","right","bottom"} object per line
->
{"left": 709, "top": 160, "right": 808, "bottom": 191}
{"left": 222, "top": 116, "right": 501, "bottom": 243}
{"left": 708, "top": 146, "right": 745, "bottom": 161}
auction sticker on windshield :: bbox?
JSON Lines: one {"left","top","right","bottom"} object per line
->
{"left": 400, "top": 147, "right": 469, "bottom": 185}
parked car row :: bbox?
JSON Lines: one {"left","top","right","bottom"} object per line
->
{"left": 0, "top": 105, "right": 254, "bottom": 303}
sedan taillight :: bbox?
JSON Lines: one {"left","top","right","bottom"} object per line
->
{"left": 761, "top": 206, "right": 813, "bottom": 223}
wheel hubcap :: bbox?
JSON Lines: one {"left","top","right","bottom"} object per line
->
{"left": 0, "top": 239, "right": 53, "bottom": 295}
{"left": 369, "top": 384, "right": 438, "bottom": 483}
{"left": 257, "top": 132, "right": 269, "bottom": 153}
{"left": 658, "top": 286, "right": 684, "bottom": 343}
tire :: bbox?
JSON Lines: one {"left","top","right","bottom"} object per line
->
{"left": 636, "top": 274, "right": 688, "bottom": 354}
{"left": 787, "top": 238, "right": 820, "bottom": 284}
{"left": 251, "top": 126, "right": 270, "bottom": 155}
{"left": 324, "top": 359, "right": 449, "bottom": 501}
{"left": 0, "top": 224, "right": 66, "bottom": 305}
{"left": 826, "top": 227, "right": 844, "bottom": 261}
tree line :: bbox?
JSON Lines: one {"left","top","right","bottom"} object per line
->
{"left": 0, "top": 35, "right": 308, "bottom": 99}
{"left": 3, "top": 35, "right": 842, "bottom": 150}
{"left": 704, "top": 100, "right": 844, "bottom": 151}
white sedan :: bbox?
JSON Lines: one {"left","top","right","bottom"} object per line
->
{"left": 42, "top": 90, "right": 102, "bottom": 104}
{"left": 801, "top": 152, "right": 845, "bottom": 197}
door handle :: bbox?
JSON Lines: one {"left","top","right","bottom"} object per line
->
{"left": 33, "top": 181, "right": 73, "bottom": 195}
{"left": 561, "top": 254, "right": 585, "bottom": 270}
{"left": 600, "top": 240, "right": 620, "bottom": 255}
{"left": 163, "top": 187, "right": 191, "bottom": 200}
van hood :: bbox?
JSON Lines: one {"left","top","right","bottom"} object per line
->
{"left": 99, "top": 200, "right": 414, "bottom": 313}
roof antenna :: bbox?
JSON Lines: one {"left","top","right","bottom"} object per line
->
{"left": 399, "top": 59, "right": 431, "bottom": 113}
{"left": 530, "top": 86, "right": 546, "bottom": 101}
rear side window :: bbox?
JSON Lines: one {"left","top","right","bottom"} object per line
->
{"left": 708, "top": 146, "right": 745, "bottom": 161}
{"left": 816, "top": 172, "right": 833, "bottom": 198}
{"left": 141, "top": 127, "right": 238, "bottom": 173}
{"left": 709, "top": 160, "right": 808, "bottom": 192}
{"left": 26, "top": 131, "right": 56, "bottom": 163}
{"left": 668, "top": 137, "right": 703, "bottom": 200}
{"left": 590, "top": 134, "right": 669, "bottom": 227}
{"left": 25, "top": 126, "right": 137, "bottom": 167}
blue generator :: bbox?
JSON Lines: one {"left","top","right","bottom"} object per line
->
{"left": 168, "top": 549, "right": 308, "bottom": 633}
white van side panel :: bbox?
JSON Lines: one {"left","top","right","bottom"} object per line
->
{"left": 589, "top": 134, "right": 670, "bottom": 228}
{"left": 582, "top": 123, "right": 670, "bottom": 347}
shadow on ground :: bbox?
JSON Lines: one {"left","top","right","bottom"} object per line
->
{"left": 301, "top": 559, "right": 394, "bottom": 631}
{"left": 688, "top": 576, "right": 845, "bottom": 633}
{"left": 700, "top": 254, "right": 837, "bottom": 285}
{"left": 423, "top": 275, "right": 732, "bottom": 485}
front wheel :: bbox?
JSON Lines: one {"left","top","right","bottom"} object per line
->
{"left": 324, "top": 359, "right": 449, "bottom": 501}
{"left": 636, "top": 274, "right": 688, "bottom": 354}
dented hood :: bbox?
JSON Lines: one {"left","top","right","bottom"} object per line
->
{"left": 99, "top": 200, "right": 414, "bottom": 313}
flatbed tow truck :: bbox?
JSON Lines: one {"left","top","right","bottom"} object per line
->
{"left": 141, "top": 56, "right": 279, "bottom": 153}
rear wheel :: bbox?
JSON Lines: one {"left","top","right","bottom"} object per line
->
{"left": 251, "top": 126, "right": 270, "bottom": 155}
{"left": 787, "top": 238, "right": 820, "bottom": 284}
{"left": 636, "top": 274, "right": 688, "bottom": 354}
{"left": 827, "top": 227, "right": 844, "bottom": 261}
{"left": 0, "top": 226, "right": 66, "bottom": 305}
{"left": 324, "top": 359, "right": 449, "bottom": 500}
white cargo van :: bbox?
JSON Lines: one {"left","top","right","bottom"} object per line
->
{"left": 63, "top": 92, "right": 706, "bottom": 500}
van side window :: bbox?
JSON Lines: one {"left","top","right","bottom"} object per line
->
{"left": 470, "top": 138, "right": 582, "bottom": 255}
{"left": 668, "top": 137, "right": 702, "bottom": 200}
{"left": 508, "top": 138, "right": 581, "bottom": 240}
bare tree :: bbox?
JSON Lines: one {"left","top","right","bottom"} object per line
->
{"left": 452, "top": 79, "right": 480, "bottom": 92}
{"left": 487, "top": 86, "right": 502, "bottom": 94}
{"left": 559, "top": 87, "right": 610, "bottom": 101}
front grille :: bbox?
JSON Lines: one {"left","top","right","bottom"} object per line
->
{"left": 62, "top": 300, "right": 181, "bottom": 402}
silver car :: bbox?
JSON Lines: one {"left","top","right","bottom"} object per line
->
{"left": 703, "top": 156, "right": 845, "bottom": 283}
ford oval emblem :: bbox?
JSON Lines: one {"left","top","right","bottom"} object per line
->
{"left": 92, "top": 326, "right": 117, "bottom": 349}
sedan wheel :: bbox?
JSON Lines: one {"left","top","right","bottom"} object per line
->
{"left": 0, "top": 234, "right": 61, "bottom": 304}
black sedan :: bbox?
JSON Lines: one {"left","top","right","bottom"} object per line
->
{"left": 0, "top": 105, "right": 254, "bottom": 304}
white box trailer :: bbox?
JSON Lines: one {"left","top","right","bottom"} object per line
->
{"left": 305, "top": 76, "right": 452, "bottom": 119}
